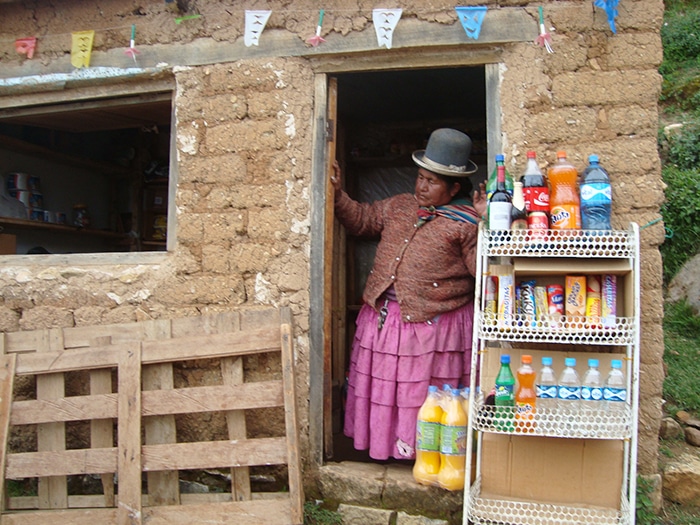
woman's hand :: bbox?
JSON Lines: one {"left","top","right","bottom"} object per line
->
{"left": 331, "top": 160, "right": 342, "bottom": 192}
{"left": 472, "top": 181, "right": 487, "bottom": 220}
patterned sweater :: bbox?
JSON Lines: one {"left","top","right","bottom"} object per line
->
{"left": 334, "top": 190, "right": 479, "bottom": 323}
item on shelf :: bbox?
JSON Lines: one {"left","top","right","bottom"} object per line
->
{"left": 55, "top": 212, "right": 67, "bottom": 224}
{"left": 497, "top": 271, "right": 514, "bottom": 329}
{"left": 437, "top": 388, "right": 468, "bottom": 491}
{"left": 546, "top": 283, "right": 564, "bottom": 327}
{"left": 580, "top": 154, "right": 612, "bottom": 231}
{"left": 494, "top": 354, "right": 515, "bottom": 432}
{"left": 534, "top": 286, "right": 548, "bottom": 325}
{"left": 548, "top": 151, "right": 581, "bottom": 230}
{"left": 510, "top": 182, "right": 527, "bottom": 231}
{"left": 557, "top": 357, "right": 581, "bottom": 413}
{"left": 585, "top": 275, "right": 602, "bottom": 326}
{"left": 603, "top": 359, "right": 627, "bottom": 413}
{"left": 518, "top": 280, "right": 537, "bottom": 327}
{"left": 413, "top": 385, "right": 443, "bottom": 487}
{"left": 8, "top": 189, "right": 30, "bottom": 207}
{"left": 581, "top": 358, "right": 603, "bottom": 411}
{"left": 485, "top": 154, "right": 513, "bottom": 202}
{"left": 565, "top": 275, "right": 586, "bottom": 320}
{"left": 515, "top": 354, "right": 536, "bottom": 433}
{"left": 73, "top": 203, "right": 91, "bottom": 228}
{"left": 484, "top": 275, "right": 497, "bottom": 318}
{"left": 536, "top": 356, "right": 558, "bottom": 412}
{"left": 6, "top": 172, "right": 29, "bottom": 191}
{"left": 28, "top": 208, "right": 44, "bottom": 221}
{"left": 488, "top": 163, "right": 513, "bottom": 230}
{"left": 521, "top": 150, "right": 549, "bottom": 215}
{"left": 601, "top": 274, "right": 617, "bottom": 328}
{"left": 152, "top": 215, "right": 167, "bottom": 240}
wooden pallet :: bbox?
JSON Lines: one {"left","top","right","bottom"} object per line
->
{"left": 0, "top": 309, "right": 303, "bottom": 525}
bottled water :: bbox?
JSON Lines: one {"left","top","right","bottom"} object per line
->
{"left": 580, "top": 358, "right": 603, "bottom": 412}
{"left": 603, "top": 359, "right": 627, "bottom": 415}
{"left": 580, "top": 154, "right": 612, "bottom": 230}
{"left": 557, "top": 357, "right": 581, "bottom": 415}
{"left": 536, "top": 356, "right": 558, "bottom": 413}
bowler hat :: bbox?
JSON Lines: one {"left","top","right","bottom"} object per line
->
{"left": 412, "top": 128, "right": 478, "bottom": 177}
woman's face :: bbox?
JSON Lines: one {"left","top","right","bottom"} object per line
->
{"left": 414, "top": 168, "right": 460, "bottom": 208}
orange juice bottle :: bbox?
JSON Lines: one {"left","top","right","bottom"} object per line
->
{"left": 548, "top": 151, "right": 581, "bottom": 230}
{"left": 437, "top": 388, "right": 468, "bottom": 491}
{"left": 413, "top": 385, "right": 443, "bottom": 486}
{"left": 515, "top": 355, "right": 537, "bottom": 433}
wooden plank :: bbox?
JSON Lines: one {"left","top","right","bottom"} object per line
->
{"left": 117, "top": 343, "right": 142, "bottom": 525}
{"left": 5, "top": 448, "right": 118, "bottom": 479}
{"left": 142, "top": 437, "right": 288, "bottom": 472}
{"left": 0, "top": 354, "right": 17, "bottom": 513}
{"left": 279, "top": 308, "right": 304, "bottom": 525}
{"left": 141, "top": 381, "right": 283, "bottom": 417}
{"left": 222, "top": 355, "right": 252, "bottom": 501}
{"left": 10, "top": 393, "right": 118, "bottom": 425}
{"left": 15, "top": 345, "right": 122, "bottom": 375}
{"left": 0, "top": 508, "right": 117, "bottom": 525}
{"left": 90, "top": 364, "right": 116, "bottom": 508}
{"left": 143, "top": 498, "right": 293, "bottom": 525}
{"left": 170, "top": 311, "right": 240, "bottom": 337}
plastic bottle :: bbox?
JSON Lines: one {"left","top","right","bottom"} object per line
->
{"left": 437, "top": 388, "right": 468, "bottom": 491}
{"left": 536, "top": 356, "right": 558, "bottom": 413}
{"left": 580, "top": 154, "right": 612, "bottom": 230}
{"left": 494, "top": 354, "right": 515, "bottom": 432}
{"left": 515, "top": 355, "right": 537, "bottom": 433}
{"left": 510, "top": 182, "right": 528, "bottom": 231}
{"left": 557, "top": 357, "right": 581, "bottom": 414}
{"left": 486, "top": 154, "right": 514, "bottom": 202}
{"left": 413, "top": 385, "right": 444, "bottom": 486}
{"left": 548, "top": 151, "right": 581, "bottom": 230}
{"left": 603, "top": 359, "right": 627, "bottom": 415}
{"left": 580, "top": 358, "right": 603, "bottom": 412}
{"left": 521, "top": 150, "right": 550, "bottom": 215}
{"left": 488, "top": 164, "right": 513, "bottom": 230}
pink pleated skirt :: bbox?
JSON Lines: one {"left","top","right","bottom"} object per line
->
{"left": 343, "top": 299, "right": 474, "bottom": 460}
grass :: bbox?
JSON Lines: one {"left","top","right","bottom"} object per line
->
{"left": 663, "top": 300, "right": 700, "bottom": 414}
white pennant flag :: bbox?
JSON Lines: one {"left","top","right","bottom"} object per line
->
{"left": 373, "top": 8, "right": 402, "bottom": 49}
{"left": 244, "top": 10, "right": 272, "bottom": 47}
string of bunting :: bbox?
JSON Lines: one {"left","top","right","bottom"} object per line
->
{"left": 7, "top": 2, "right": 620, "bottom": 67}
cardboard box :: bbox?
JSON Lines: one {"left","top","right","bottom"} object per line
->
{"left": 0, "top": 233, "right": 16, "bottom": 255}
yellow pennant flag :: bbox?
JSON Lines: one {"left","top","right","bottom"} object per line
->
{"left": 71, "top": 30, "right": 95, "bottom": 68}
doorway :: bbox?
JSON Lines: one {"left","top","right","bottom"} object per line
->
{"left": 327, "top": 66, "right": 489, "bottom": 461}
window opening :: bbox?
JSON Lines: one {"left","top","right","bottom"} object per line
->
{"left": 330, "top": 66, "right": 487, "bottom": 462}
{"left": 0, "top": 93, "right": 172, "bottom": 256}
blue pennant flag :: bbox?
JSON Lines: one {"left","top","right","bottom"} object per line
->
{"left": 594, "top": 0, "right": 619, "bottom": 33}
{"left": 455, "top": 6, "right": 488, "bottom": 40}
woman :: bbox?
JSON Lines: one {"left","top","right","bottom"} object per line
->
{"left": 332, "top": 128, "right": 487, "bottom": 461}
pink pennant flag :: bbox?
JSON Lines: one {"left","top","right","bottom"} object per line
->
{"left": 15, "top": 37, "right": 37, "bottom": 59}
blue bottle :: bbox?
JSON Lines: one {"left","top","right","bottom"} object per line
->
{"left": 580, "top": 154, "right": 612, "bottom": 230}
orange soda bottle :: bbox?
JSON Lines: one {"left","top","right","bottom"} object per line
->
{"left": 515, "top": 355, "right": 537, "bottom": 433}
{"left": 437, "top": 388, "right": 468, "bottom": 491}
{"left": 413, "top": 385, "right": 443, "bottom": 486}
{"left": 547, "top": 151, "right": 581, "bottom": 230}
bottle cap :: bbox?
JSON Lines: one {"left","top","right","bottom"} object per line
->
{"left": 542, "top": 356, "right": 553, "bottom": 366}
{"left": 527, "top": 150, "right": 536, "bottom": 159}
{"left": 588, "top": 358, "right": 599, "bottom": 367}
{"left": 588, "top": 154, "right": 599, "bottom": 163}
{"left": 611, "top": 359, "right": 622, "bottom": 369}
{"left": 428, "top": 385, "right": 438, "bottom": 394}
{"left": 522, "top": 354, "right": 532, "bottom": 364}
{"left": 496, "top": 154, "right": 505, "bottom": 162}
{"left": 565, "top": 357, "right": 576, "bottom": 367}
{"left": 500, "top": 354, "right": 511, "bottom": 364}
{"left": 556, "top": 151, "right": 567, "bottom": 159}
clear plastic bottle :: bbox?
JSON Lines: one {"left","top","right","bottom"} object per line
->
{"left": 603, "top": 359, "right": 627, "bottom": 415}
{"left": 515, "top": 355, "right": 536, "bottom": 433}
{"left": 580, "top": 358, "right": 603, "bottom": 412}
{"left": 557, "top": 357, "right": 581, "bottom": 414}
{"left": 548, "top": 151, "right": 581, "bottom": 230}
{"left": 437, "top": 388, "right": 468, "bottom": 491}
{"left": 536, "top": 356, "right": 558, "bottom": 413}
{"left": 580, "top": 154, "right": 612, "bottom": 230}
{"left": 413, "top": 385, "right": 444, "bottom": 486}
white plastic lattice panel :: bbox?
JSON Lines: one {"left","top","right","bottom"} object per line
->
{"left": 478, "top": 313, "right": 636, "bottom": 345}
{"left": 482, "top": 229, "right": 636, "bottom": 258}
{"left": 471, "top": 400, "right": 632, "bottom": 439}
{"left": 467, "top": 479, "right": 631, "bottom": 525}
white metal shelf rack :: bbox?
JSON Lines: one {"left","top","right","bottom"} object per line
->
{"left": 463, "top": 224, "right": 640, "bottom": 525}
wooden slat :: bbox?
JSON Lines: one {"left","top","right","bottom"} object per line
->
{"left": 222, "top": 356, "right": 252, "bottom": 501}
{"left": 143, "top": 498, "right": 293, "bottom": 525}
{"left": 90, "top": 346, "right": 116, "bottom": 509}
{"left": 141, "top": 380, "right": 283, "bottom": 417}
{"left": 117, "top": 344, "right": 142, "bottom": 525}
{"left": 142, "top": 437, "right": 288, "bottom": 472}
{"left": 15, "top": 345, "right": 122, "bottom": 375}
{"left": 280, "top": 308, "right": 304, "bottom": 525}
{"left": 1, "top": 508, "right": 117, "bottom": 525}
{"left": 5, "top": 448, "right": 117, "bottom": 479}
{"left": 10, "top": 393, "right": 117, "bottom": 425}
{"left": 0, "top": 354, "right": 17, "bottom": 512}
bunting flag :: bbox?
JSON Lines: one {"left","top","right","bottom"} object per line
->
{"left": 306, "top": 9, "right": 326, "bottom": 47}
{"left": 124, "top": 24, "right": 140, "bottom": 63}
{"left": 456, "top": 6, "right": 487, "bottom": 40}
{"left": 535, "top": 6, "right": 554, "bottom": 53}
{"left": 71, "top": 30, "right": 95, "bottom": 68}
{"left": 244, "top": 10, "right": 272, "bottom": 47}
{"left": 594, "top": 0, "right": 619, "bottom": 33}
{"left": 373, "top": 8, "right": 402, "bottom": 49}
{"left": 15, "top": 37, "right": 37, "bottom": 59}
